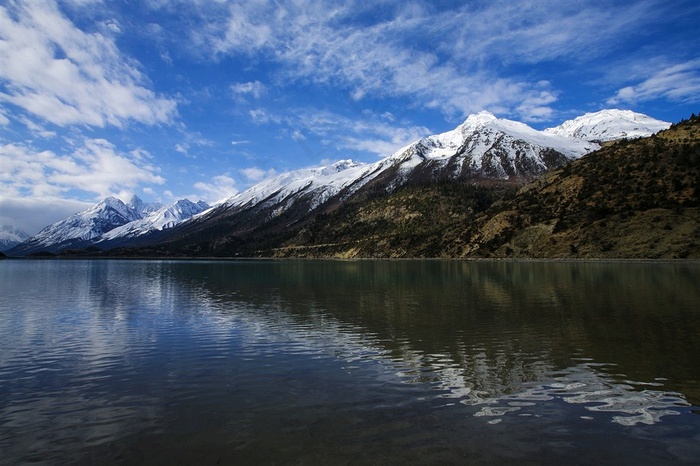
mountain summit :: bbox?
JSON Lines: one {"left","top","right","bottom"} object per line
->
{"left": 0, "top": 225, "right": 30, "bottom": 252}
{"left": 138, "top": 109, "right": 670, "bottom": 257}
{"left": 544, "top": 109, "right": 670, "bottom": 142}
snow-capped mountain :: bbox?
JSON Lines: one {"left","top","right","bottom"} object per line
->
{"left": 222, "top": 159, "right": 381, "bottom": 213}
{"left": 386, "top": 111, "right": 598, "bottom": 181}
{"left": 544, "top": 109, "right": 670, "bottom": 142}
{"left": 8, "top": 196, "right": 207, "bottom": 255}
{"left": 170, "top": 111, "right": 608, "bottom": 253}
{"left": 0, "top": 225, "right": 30, "bottom": 252}
{"left": 216, "top": 111, "right": 598, "bottom": 219}
{"left": 98, "top": 199, "right": 210, "bottom": 245}
{"left": 127, "top": 195, "right": 164, "bottom": 217}
{"left": 9, "top": 196, "right": 142, "bottom": 255}
{"left": 8, "top": 109, "right": 671, "bottom": 257}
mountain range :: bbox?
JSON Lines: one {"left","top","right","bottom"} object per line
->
{"left": 0, "top": 225, "right": 30, "bottom": 252}
{"left": 7, "top": 108, "right": 689, "bottom": 259}
{"left": 8, "top": 196, "right": 209, "bottom": 256}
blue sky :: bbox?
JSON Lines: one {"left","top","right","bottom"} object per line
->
{"left": 1, "top": 0, "right": 699, "bottom": 234}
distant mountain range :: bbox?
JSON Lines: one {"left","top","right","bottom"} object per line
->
{"left": 7, "top": 108, "right": 686, "bottom": 258}
{"left": 7, "top": 196, "right": 209, "bottom": 256}
{"left": 0, "top": 225, "right": 30, "bottom": 252}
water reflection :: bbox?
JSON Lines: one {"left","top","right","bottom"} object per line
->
{"left": 1, "top": 259, "right": 699, "bottom": 464}
{"left": 169, "top": 260, "right": 700, "bottom": 407}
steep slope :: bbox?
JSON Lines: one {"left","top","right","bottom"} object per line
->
{"left": 97, "top": 199, "right": 210, "bottom": 248}
{"left": 145, "top": 112, "right": 602, "bottom": 256}
{"left": 127, "top": 195, "right": 164, "bottom": 217}
{"left": 9, "top": 197, "right": 141, "bottom": 255}
{"left": 8, "top": 196, "right": 205, "bottom": 256}
{"left": 449, "top": 115, "right": 700, "bottom": 259}
{"left": 545, "top": 109, "right": 670, "bottom": 142}
{"left": 0, "top": 225, "right": 30, "bottom": 252}
{"left": 266, "top": 115, "right": 698, "bottom": 259}
{"left": 389, "top": 111, "right": 597, "bottom": 181}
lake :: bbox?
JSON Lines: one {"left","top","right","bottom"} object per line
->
{"left": 1, "top": 259, "right": 699, "bottom": 465}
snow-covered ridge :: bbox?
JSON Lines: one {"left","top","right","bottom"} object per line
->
{"left": 11, "top": 109, "right": 669, "bottom": 255}
{"left": 99, "top": 199, "right": 210, "bottom": 242}
{"left": 215, "top": 109, "right": 667, "bottom": 220}
{"left": 223, "top": 159, "right": 379, "bottom": 211}
{"left": 544, "top": 109, "right": 670, "bottom": 142}
{"left": 9, "top": 195, "right": 208, "bottom": 255}
{"left": 401, "top": 110, "right": 597, "bottom": 161}
{"left": 0, "top": 225, "right": 30, "bottom": 251}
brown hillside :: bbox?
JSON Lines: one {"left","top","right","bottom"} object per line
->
{"left": 451, "top": 115, "right": 700, "bottom": 259}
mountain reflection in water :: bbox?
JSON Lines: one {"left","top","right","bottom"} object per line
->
{"left": 1, "top": 259, "right": 698, "bottom": 464}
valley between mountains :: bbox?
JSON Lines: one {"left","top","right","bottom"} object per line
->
{"left": 5, "top": 110, "right": 698, "bottom": 260}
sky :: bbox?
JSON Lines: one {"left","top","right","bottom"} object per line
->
{"left": 1, "top": 0, "right": 699, "bottom": 235}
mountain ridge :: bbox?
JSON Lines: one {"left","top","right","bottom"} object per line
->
{"left": 0, "top": 225, "right": 30, "bottom": 252}
{"left": 7, "top": 109, "right": 680, "bottom": 258}
{"left": 7, "top": 196, "right": 209, "bottom": 256}
{"left": 268, "top": 114, "right": 698, "bottom": 259}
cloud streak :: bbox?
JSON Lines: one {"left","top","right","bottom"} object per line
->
{"left": 608, "top": 59, "right": 700, "bottom": 105}
{"left": 160, "top": 0, "right": 680, "bottom": 122}
{"left": 0, "top": 1, "right": 177, "bottom": 128}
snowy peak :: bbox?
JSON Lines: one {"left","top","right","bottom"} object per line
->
{"left": 0, "top": 225, "right": 30, "bottom": 251}
{"left": 459, "top": 111, "right": 498, "bottom": 131}
{"left": 544, "top": 109, "right": 671, "bottom": 142}
{"left": 127, "top": 195, "right": 164, "bottom": 216}
{"left": 98, "top": 198, "right": 211, "bottom": 243}
{"left": 9, "top": 195, "right": 210, "bottom": 255}
{"left": 387, "top": 111, "right": 599, "bottom": 181}
{"left": 7, "top": 197, "right": 142, "bottom": 255}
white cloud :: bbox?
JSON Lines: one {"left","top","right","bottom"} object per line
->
{"left": 230, "top": 81, "right": 266, "bottom": 100}
{"left": 282, "top": 107, "right": 432, "bottom": 158}
{"left": 182, "top": 0, "right": 647, "bottom": 120}
{"left": 0, "top": 196, "right": 92, "bottom": 236}
{"left": 240, "top": 167, "right": 277, "bottom": 182}
{"left": 607, "top": 59, "right": 700, "bottom": 105}
{"left": 0, "top": 1, "right": 177, "bottom": 128}
{"left": 194, "top": 174, "right": 238, "bottom": 203}
{"left": 0, "top": 139, "right": 165, "bottom": 202}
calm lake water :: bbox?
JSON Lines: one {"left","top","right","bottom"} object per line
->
{"left": 1, "top": 259, "right": 699, "bottom": 465}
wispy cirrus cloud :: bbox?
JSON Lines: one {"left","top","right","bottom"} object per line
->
{"left": 230, "top": 81, "right": 267, "bottom": 101}
{"left": 240, "top": 167, "right": 277, "bottom": 183}
{"left": 608, "top": 59, "right": 700, "bottom": 105}
{"left": 249, "top": 106, "right": 432, "bottom": 159}
{"left": 159, "top": 0, "right": 679, "bottom": 123}
{"left": 0, "top": 1, "right": 177, "bottom": 128}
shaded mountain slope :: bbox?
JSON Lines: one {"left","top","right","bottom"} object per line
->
{"left": 268, "top": 114, "right": 699, "bottom": 259}
{"left": 451, "top": 115, "right": 700, "bottom": 259}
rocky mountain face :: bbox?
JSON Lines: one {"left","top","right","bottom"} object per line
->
{"left": 137, "top": 112, "right": 607, "bottom": 257}
{"left": 453, "top": 115, "right": 699, "bottom": 259}
{"left": 96, "top": 199, "right": 210, "bottom": 249}
{"left": 10, "top": 109, "right": 684, "bottom": 259}
{"left": 269, "top": 115, "right": 699, "bottom": 259}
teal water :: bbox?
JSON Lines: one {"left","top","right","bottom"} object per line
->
{"left": 1, "top": 259, "right": 699, "bottom": 464}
